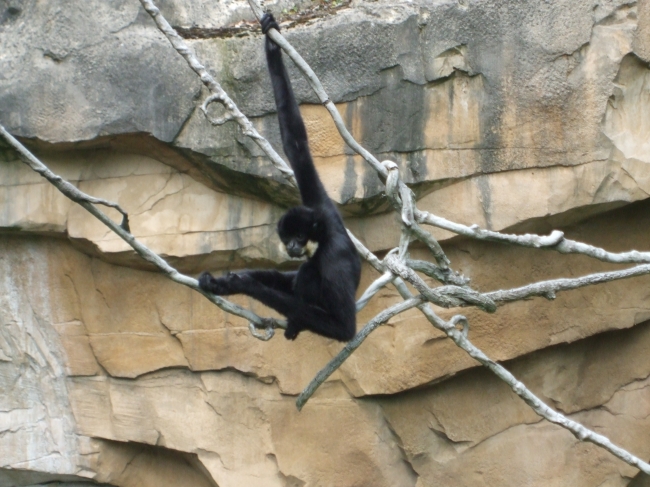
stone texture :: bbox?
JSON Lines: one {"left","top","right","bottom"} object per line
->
{"left": 2, "top": 232, "right": 650, "bottom": 485}
{"left": 2, "top": 0, "right": 650, "bottom": 486}
{"left": 378, "top": 323, "right": 650, "bottom": 487}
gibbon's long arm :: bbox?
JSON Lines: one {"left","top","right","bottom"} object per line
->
{"left": 263, "top": 16, "right": 328, "bottom": 208}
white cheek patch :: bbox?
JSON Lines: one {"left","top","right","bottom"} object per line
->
{"left": 305, "top": 240, "right": 319, "bottom": 257}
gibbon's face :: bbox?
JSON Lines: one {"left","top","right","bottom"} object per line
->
{"left": 278, "top": 206, "right": 319, "bottom": 258}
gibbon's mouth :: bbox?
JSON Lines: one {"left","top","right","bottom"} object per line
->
{"left": 287, "top": 247, "right": 303, "bottom": 258}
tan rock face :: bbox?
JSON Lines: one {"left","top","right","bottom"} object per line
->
{"left": 2, "top": 0, "right": 650, "bottom": 486}
{"left": 3, "top": 199, "right": 650, "bottom": 486}
{"left": 379, "top": 324, "right": 650, "bottom": 487}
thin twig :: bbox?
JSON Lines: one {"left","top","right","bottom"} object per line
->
{"left": 356, "top": 271, "right": 394, "bottom": 312}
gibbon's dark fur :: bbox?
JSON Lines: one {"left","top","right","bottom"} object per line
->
{"left": 199, "top": 13, "right": 361, "bottom": 342}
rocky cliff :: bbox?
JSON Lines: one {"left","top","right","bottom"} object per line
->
{"left": 1, "top": 0, "right": 650, "bottom": 486}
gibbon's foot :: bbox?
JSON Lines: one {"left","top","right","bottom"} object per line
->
{"left": 261, "top": 13, "right": 280, "bottom": 34}
{"left": 284, "top": 324, "right": 300, "bottom": 340}
{"left": 198, "top": 271, "right": 231, "bottom": 295}
{"left": 224, "top": 272, "right": 254, "bottom": 294}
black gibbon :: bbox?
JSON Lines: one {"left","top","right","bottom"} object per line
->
{"left": 199, "top": 13, "right": 361, "bottom": 342}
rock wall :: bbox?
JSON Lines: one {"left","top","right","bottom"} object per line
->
{"left": 1, "top": 0, "right": 650, "bottom": 485}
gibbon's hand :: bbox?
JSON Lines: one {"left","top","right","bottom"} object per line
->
{"left": 261, "top": 13, "right": 280, "bottom": 34}
{"left": 261, "top": 13, "right": 281, "bottom": 52}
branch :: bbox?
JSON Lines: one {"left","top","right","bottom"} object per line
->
{"left": 0, "top": 126, "right": 132, "bottom": 232}
{"left": 299, "top": 291, "right": 650, "bottom": 474}
{"left": 355, "top": 271, "right": 394, "bottom": 312}
{"left": 296, "top": 296, "right": 424, "bottom": 410}
{"left": 384, "top": 253, "right": 497, "bottom": 312}
{"left": 137, "top": 0, "right": 297, "bottom": 187}
{"left": 406, "top": 259, "right": 470, "bottom": 287}
{"left": 383, "top": 160, "right": 450, "bottom": 268}
{"left": 487, "top": 264, "right": 650, "bottom": 304}
{"left": 416, "top": 210, "right": 650, "bottom": 265}
{"left": 438, "top": 314, "right": 650, "bottom": 475}
{"left": 0, "top": 125, "right": 286, "bottom": 336}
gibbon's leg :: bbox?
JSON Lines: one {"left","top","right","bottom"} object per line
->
{"left": 199, "top": 270, "right": 296, "bottom": 296}
{"left": 242, "top": 270, "right": 297, "bottom": 294}
{"left": 287, "top": 312, "right": 356, "bottom": 342}
{"left": 199, "top": 271, "right": 355, "bottom": 341}
{"left": 224, "top": 273, "right": 352, "bottom": 341}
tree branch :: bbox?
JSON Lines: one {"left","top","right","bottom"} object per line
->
{"left": 416, "top": 209, "right": 650, "bottom": 265}
{"left": 438, "top": 313, "right": 650, "bottom": 475}
{"left": 487, "top": 264, "right": 650, "bottom": 303}
{"left": 296, "top": 296, "right": 424, "bottom": 410}
{"left": 383, "top": 253, "right": 497, "bottom": 312}
{"left": 137, "top": 0, "right": 297, "bottom": 187}
{"left": 0, "top": 125, "right": 286, "bottom": 335}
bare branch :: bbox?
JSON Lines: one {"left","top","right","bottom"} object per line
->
{"left": 487, "top": 264, "right": 650, "bottom": 304}
{"left": 0, "top": 124, "right": 286, "bottom": 336}
{"left": 356, "top": 271, "right": 394, "bottom": 312}
{"left": 347, "top": 230, "right": 420, "bottom": 301}
{"left": 296, "top": 296, "right": 424, "bottom": 410}
{"left": 0, "top": 126, "right": 131, "bottom": 232}
{"left": 382, "top": 161, "right": 450, "bottom": 267}
{"left": 438, "top": 313, "right": 650, "bottom": 475}
{"left": 327, "top": 236, "right": 650, "bottom": 474}
{"left": 406, "top": 259, "right": 470, "bottom": 287}
{"left": 384, "top": 254, "right": 497, "bottom": 312}
{"left": 137, "top": 0, "right": 297, "bottom": 187}
{"left": 416, "top": 210, "right": 650, "bottom": 265}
